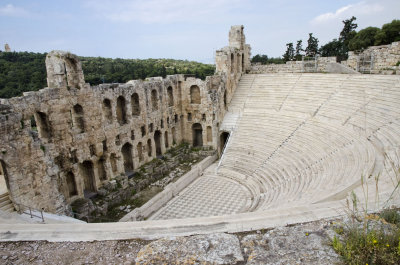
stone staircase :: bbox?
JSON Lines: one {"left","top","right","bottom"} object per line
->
{"left": 0, "top": 193, "right": 14, "bottom": 212}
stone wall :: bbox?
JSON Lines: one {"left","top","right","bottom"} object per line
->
{"left": 342, "top": 41, "right": 400, "bottom": 73}
{"left": 249, "top": 57, "right": 336, "bottom": 74}
{"left": 0, "top": 26, "right": 250, "bottom": 214}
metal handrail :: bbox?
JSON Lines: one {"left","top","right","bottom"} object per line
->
{"left": 16, "top": 203, "right": 45, "bottom": 222}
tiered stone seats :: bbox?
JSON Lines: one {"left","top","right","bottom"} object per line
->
{"left": 217, "top": 73, "right": 400, "bottom": 213}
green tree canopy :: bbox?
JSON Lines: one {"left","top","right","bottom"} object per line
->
{"left": 283, "top": 43, "right": 295, "bottom": 62}
{"left": 374, "top": 19, "right": 400, "bottom": 45}
{"left": 319, "top": 39, "right": 342, "bottom": 57}
{"left": 305, "top": 33, "right": 319, "bottom": 57}
{"left": 295, "top": 40, "right": 303, "bottom": 61}
{"left": 348, "top": 27, "right": 380, "bottom": 51}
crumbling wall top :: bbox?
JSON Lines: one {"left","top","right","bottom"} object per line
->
{"left": 45, "top": 50, "right": 85, "bottom": 89}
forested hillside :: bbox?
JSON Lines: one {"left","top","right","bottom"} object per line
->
{"left": 0, "top": 51, "right": 215, "bottom": 98}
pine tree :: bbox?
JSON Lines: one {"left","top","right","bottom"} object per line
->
{"left": 305, "top": 33, "right": 319, "bottom": 57}
{"left": 295, "top": 40, "right": 303, "bottom": 61}
{"left": 283, "top": 43, "right": 294, "bottom": 62}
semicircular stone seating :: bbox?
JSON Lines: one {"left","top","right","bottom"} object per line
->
{"left": 151, "top": 73, "right": 400, "bottom": 220}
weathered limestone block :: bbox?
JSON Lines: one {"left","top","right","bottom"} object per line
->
{"left": 135, "top": 233, "right": 244, "bottom": 265}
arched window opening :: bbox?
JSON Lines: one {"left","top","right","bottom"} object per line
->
{"left": 116, "top": 96, "right": 127, "bottom": 125}
{"left": 66, "top": 172, "right": 77, "bottom": 197}
{"left": 167, "top": 86, "right": 174, "bottom": 106}
{"left": 35, "top": 111, "right": 51, "bottom": 139}
{"left": 147, "top": 139, "right": 152, "bottom": 157}
{"left": 80, "top": 160, "right": 96, "bottom": 196}
{"left": 220, "top": 132, "right": 230, "bottom": 154}
{"left": 102, "top": 98, "right": 113, "bottom": 123}
{"left": 121, "top": 143, "right": 134, "bottom": 174}
{"left": 207, "top": 126, "right": 212, "bottom": 143}
{"left": 154, "top": 130, "right": 162, "bottom": 156}
{"left": 192, "top": 123, "right": 203, "bottom": 147}
{"left": 237, "top": 53, "right": 241, "bottom": 72}
{"left": 242, "top": 54, "right": 245, "bottom": 71}
{"left": 73, "top": 104, "right": 85, "bottom": 133}
{"left": 190, "top": 85, "right": 201, "bottom": 104}
{"left": 164, "top": 131, "right": 169, "bottom": 148}
{"left": 230, "top": 53, "right": 234, "bottom": 73}
{"left": 97, "top": 156, "right": 107, "bottom": 181}
{"left": 137, "top": 142, "right": 144, "bottom": 162}
{"left": 151, "top": 89, "right": 158, "bottom": 111}
{"left": 131, "top": 93, "right": 140, "bottom": 116}
{"left": 224, "top": 90, "right": 227, "bottom": 109}
{"left": 172, "top": 127, "right": 176, "bottom": 145}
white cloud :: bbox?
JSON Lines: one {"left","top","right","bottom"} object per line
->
{"left": 84, "top": 0, "right": 246, "bottom": 23}
{"left": 0, "top": 4, "right": 30, "bottom": 17}
{"left": 311, "top": 1, "right": 384, "bottom": 25}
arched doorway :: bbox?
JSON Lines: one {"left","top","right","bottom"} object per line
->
{"left": 220, "top": 132, "right": 230, "bottom": 154}
{"left": 154, "top": 130, "right": 162, "bottom": 156}
{"left": 66, "top": 172, "right": 77, "bottom": 197}
{"left": 80, "top": 160, "right": 96, "bottom": 196}
{"left": 121, "top": 143, "right": 134, "bottom": 173}
{"left": 192, "top": 123, "right": 203, "bottom": 147}
{"left": 0, "top": 160, "right": 10, "bottom": 195}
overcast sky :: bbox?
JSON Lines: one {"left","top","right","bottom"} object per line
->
{"left": 0, "top": 0, "right": 399, "bottom": 63}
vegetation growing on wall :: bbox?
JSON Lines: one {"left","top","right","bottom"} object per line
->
{"left": 0, "top": 51, "right": 215, "bottom": 98}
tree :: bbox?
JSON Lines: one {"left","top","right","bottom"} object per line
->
{"left": 319, "top": 39, "right": 342, "bottom": 57}
{"left": 295, "top": 40, "right": 303, "bottom": 61}
{"left": 348, "top": 27, "right": 380, "bottom": 51}
{"left": 374, "top": 19, "right": 400, "bottom": 45}
{"left": 339, "top": 16, "right": 358, "bottom": 45}
{"left": 251, "top": 54, "right": 269, "bottom": 64}
{"left": 283, "top": 43, "right": 295, "bottom": 62}
{"left": 305, "top": 33, "right": 319, "bottom": 57}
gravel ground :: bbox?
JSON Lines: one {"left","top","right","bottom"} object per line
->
{"left": 0, "top": 239, "right": 148, "bottom": 265}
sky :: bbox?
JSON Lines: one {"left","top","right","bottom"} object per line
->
{"left": 0, "top": 0, "right": 399, "bottom": 63}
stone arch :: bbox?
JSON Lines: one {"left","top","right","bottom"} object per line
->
{"left": 207, "top": 126, "right": 212, "bottom": 143}
{"left": 80, "top": 160, "right": 96, "bottom": 194}
{"left": 190, "top": 85, "right": 201, "bottom": 104}
{"left": 116, "top": 96, "right": 127, "bottom": 125}
{"left": 35, "top": 111, "right": 51, "bottom": 139}
{"left": 154, "top": 130, "right": 162, "bottom": 156}
{"left": 192, "top": 123, "right": 203, "bottom": 147}
{"left": 164, "top": 131, "right": 169, "bottom": 148}
{"left": 220, "top": 131, "right": 230, "bottom": 154}
{"left": 167, "top": 86, "right": 174, "bottom": 107}
{"left": 121, "top": 143, "right": 134, "bottom": 173}
{"left": 151, "top": 89, "right": 158, "bottom": 111}
{"left": 102, "top": 98, "right": 113, "bottom": 123}
{"left": 230, "top": 53, "right": 234, "bottom": 73}
{"left": 97, "top": 156, "right": 107, "bottom": 181}
{"left": 172, "top": 127, "right": 176, "bottom": 145}
{"left": 73, "top": 104, "right": 85, "bottom": 133}
{"left": 147, "top": 139, "right": 152, "bottom": 157}
{"left": 131, "top": 93, "right": 140, "bottom": 116}
{"left": 137, "top": 142, "right": 144, "bottom": 162}
{"left": 0, "top": 160, "right": 10, "bottom": 193}
{"left": 66, "top": 172, "right": 77, "bottom": 197}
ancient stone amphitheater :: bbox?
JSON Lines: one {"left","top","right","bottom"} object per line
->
{"left": 0, "top": 26, "right": 399, "bottom": 242}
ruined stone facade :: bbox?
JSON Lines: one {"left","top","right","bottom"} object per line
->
{"left": 0, "top": 26, "right": 251, "bottom": 214}
{"left": 342, "top": 41, "right": 400, "bottom": 73}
